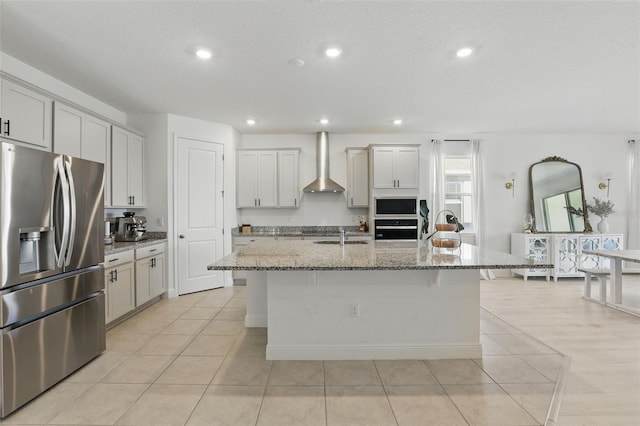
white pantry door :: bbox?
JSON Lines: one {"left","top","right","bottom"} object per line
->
{"left": 176, "top": 137, "right": 224, "bottom": 295}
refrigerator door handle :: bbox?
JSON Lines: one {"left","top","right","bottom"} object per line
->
{"left": 54, "top": 158, "right": 71, "bottom": 268}
{"left": 64, "top": 159, "right": 77, "bottom": 267}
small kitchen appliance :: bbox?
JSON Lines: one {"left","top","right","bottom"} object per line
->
{"left": 115, "top": 212, "right": 147, "bottom": 242}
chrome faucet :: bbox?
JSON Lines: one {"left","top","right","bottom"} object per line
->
{"left": 340, "top": 227, "right": 345, "bottom": 246}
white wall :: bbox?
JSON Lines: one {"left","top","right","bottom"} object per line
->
{"left": 483, "top": 134, "right": 635, "bottom": 254}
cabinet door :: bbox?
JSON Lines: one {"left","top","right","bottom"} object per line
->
{"left": 1, "top": 79, "right": 52, "bottom": 149}
{"left": 347, "top": 149, "right": 369, "bottom": 207}
{"left": 135, "top": 258, "right": 152, "bottom": 306}
{"left": 579, "top": 236, "right": 601, "bottom": 269}
{"left": 128, "top": 133, "right": 145, "bottom": 207}
{"left": 394, "top": 147, "right": 419, "bottom": 189}
{"left": 278, "top": 150, "right": 299, "bottom": 208}
{"left": 104, "top": 269, "right": 112, "bottom": 324}
{"left": 554, "top": 235, "right": 579, "bottom": 277}
{"left": 53, "top": 102, "right": 83, "bottom": 156}
{"left": 109, "top": 262, "right": 135, "bottom": 320}
{"left": 149, "top": 254, "right": 166, "bottom": 298}
{"left": 526, "top": 235, "right": 550, "bottom": 275}
{"left": 237, "top": 151, "right": 259, "bottom": 207}
{"left": 84, "top": 115, "right": 112, "bottom": 206}
{"left": 257, "top": 151, "right": 278, "bottom": 207}
{"left": 372, "top": 148, "right": 395, "bottom": 189}
{"left": 111, "top": 127, "right": 130, "bottom": 207}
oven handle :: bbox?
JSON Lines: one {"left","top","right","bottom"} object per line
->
{"left": 375, "top": 226, "right": 417, "bottom": 230}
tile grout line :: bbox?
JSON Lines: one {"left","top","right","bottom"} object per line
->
{"left": 420, "top": 359, "right": 472, "bottom": 426}
{"left": 372, "top": 360, "right": 400, "bottom": 426}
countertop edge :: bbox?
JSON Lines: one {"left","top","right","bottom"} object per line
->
{"left": 207, "top": 264, "right": 554, "bottom": 271}
{"left": 105, "top": 238, "right": 167, "bottom": 256}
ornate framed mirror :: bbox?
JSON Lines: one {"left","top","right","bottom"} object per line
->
{"left": 529, "top": 156, "right": 592, "bottom": 233}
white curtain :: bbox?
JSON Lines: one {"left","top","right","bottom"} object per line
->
{"left": 470, "top": 139, "right": 495, "bottom": 280}
{"left": 629, "top": 140, "right": 640, "bottom": 249}
{"left": 430, "top": 139, "right": 445, "bottom": 227}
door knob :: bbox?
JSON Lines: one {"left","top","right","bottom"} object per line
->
{"left": 179, "top": 234, "right": 185, "bottom": 239}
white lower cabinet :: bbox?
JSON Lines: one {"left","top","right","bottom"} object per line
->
{"left": 104, "top": 251, "right": 135, "bottom": 324}
{"left": 511, "top": 233, "right": 623, "bottom": 281}
{"left": 135, "top": 243, "right": 166, "bottom": 306}
{"left": 104, "top": 242, "right": 166, "bottom": 325}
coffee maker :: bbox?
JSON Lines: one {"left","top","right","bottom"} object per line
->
{"left": 115, "top": 212, "right": 147, "bottom": 242}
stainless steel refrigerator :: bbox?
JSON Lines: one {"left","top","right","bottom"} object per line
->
{"left": 0, "top": 141, "right": 105, "bottom": 418}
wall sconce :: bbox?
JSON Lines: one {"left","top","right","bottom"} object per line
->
{"left": 599, "top": 175, "right": 612, "bottom": 197}
{"left": 505, "top": 172, "right": 516, "bottom": 197}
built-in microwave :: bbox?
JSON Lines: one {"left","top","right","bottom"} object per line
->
{"left": 374, "top": 219, "right": 418, "bottom": 240}
{"left": 374, "top": 197, "right": 417, "bottom": 216}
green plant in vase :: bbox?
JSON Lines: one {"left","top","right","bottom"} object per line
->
{"left": 587, "top": 197, "right": 614, "bottom": 234}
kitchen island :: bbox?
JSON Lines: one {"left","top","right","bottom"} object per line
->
{"left": 208, "top": 240, "right": 550, "bottom": 360}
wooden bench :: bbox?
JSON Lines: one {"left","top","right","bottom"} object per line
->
{"left": 579, "top": 268, "right": 640, "bottom": 301}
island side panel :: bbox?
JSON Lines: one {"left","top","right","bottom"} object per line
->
{"left": 245, "top": 271, "right": 268, "bottom": 327}
{"left": 265, "top": 269, "right": 482, "bottom": 360}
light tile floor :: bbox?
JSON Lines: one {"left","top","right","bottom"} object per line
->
{"left": 5, "top": 281, "right": 582, "bottom": 426}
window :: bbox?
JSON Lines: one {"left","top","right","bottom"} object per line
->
{"left": 444, "top": 156, "right": 473, "bottom": 230}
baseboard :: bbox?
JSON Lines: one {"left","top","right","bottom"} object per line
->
{"left": 265, "top": 344, "right": 482, "bottom": 360}
{"left": 245, "top": 314, "right": 267, "bottom": 328}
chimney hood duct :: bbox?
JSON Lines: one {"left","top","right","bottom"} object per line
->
{"left": 303, "top": 132, "right": 345, "bottom": 193}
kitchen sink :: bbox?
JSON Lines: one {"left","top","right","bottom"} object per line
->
{"left": 312, "top": 240, "right": 369, "bottom": 245}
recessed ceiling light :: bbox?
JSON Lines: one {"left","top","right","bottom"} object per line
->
{"left": 319, "top": 118, "right": 330, "bottom": 125}
{"left": 393, "top": 119, "right": 403, "bottom": 125}
{"left": 325, "top": 47, "right": 342, "bottom": 58}
{"left": 246, "top": 119, "right": 256, "bottom": 126}
{"left": 196, "top": 49, "right": 212, "bottom": 59}
{"left": 456, "top": 47, "right": 473, "bottom": 58}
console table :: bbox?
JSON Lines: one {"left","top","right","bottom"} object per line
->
{"left": 511, "top": 233, "right": 623, "bottom": 281}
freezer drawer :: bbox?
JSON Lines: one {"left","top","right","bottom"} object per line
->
{"left": 0, "top": 294, "right": 105, "bottom": 418}
{"left": 0, "top": 266, "right": 104, "bottom": 328}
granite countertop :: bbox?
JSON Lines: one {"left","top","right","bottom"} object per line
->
{"left": 208, "top": 239, "right": 553, "bottom": 271}
{"left": 232, "top": 226, "right": 369, "bottom": 237}
{"left": 105, "top": 238, "right": 167, "bottom": 256}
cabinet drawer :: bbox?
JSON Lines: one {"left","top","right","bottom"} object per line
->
{"left": 233, "top": 236, "right": 269, "bottom": 245}
{"left": 104, "top": 250, "right": 135, "bottom": 268}
{"left": 136, "top": 243, "right": 166, "bottom": 260}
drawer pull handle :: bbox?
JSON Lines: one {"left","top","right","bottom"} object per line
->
{"left": 149, "top": 249, "right": 157, "bottom": 252}
{"left": 108, "top": 258, "right": 119, "bottom": 262}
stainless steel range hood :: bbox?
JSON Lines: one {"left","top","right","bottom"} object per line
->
{"left": 303, "top": 132, "right": 345, "bottom": 193}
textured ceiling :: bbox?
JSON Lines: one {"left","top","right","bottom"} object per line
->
{"left": 0, "top": 0, "right": 638, "bottom": 134}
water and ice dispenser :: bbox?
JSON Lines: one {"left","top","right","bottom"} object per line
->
{"left": 19, "top": 227, "right": 54, "bottom": 275}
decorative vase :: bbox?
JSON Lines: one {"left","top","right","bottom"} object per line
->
{"left": 596, "top": 217, "right": 609, "bottom": 234}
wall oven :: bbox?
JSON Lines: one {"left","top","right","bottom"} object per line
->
{"left": 374, "top": 197, "right": 417, "bottom": 216}
{"left": 374, "top": 219, "right": 419, "bottom": 240}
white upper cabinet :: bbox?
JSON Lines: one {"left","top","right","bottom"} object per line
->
{"left": 372, "top": 145, "right": 419, "bottom": 189}
{"left": 53, "top": 102, "right": 83, "bottom": 157}
{"left": 278, "top": 150, "right": 300, "bottom": 208}
{"left": 111, "top": 126, "right": 145, "bottom": 208}
{"left": 346, "top": 148, "right": 369, "bottom": 208}
{"left": 54, "top": 102, "right": 112, "bottom": 205}
{"left": 84, "top": 116, "right": 112, "bottom": 206}
{"left": 1, "top": 79, "right": 53, "bottom": 150}
{"left": 237, "top": 149, "right": 300, "bottom": 208}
